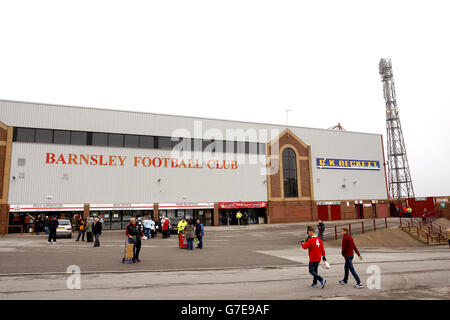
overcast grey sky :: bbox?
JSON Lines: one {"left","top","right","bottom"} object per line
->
{"left": 1, "top": 0, "right": 449, "bottom": 197}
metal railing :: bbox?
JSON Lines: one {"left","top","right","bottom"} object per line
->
{"left": 320, "top": 216, "right": 448, "bottom": 245}
{"left": 398, "top": 213, "right": 447, "bottom": 244}
{"left": 322, "top": 217, "right": 392, "bottom": 242}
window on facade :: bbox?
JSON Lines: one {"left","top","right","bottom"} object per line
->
{"left": 139, "top": 135, "right": 155, "bottom": 149}
{"left": 71, "top": 131, "right": 88, "bottom": 145}
{"left": 237, "top": 141, "right": 246, "bottom": 154}
{"left": 258, "top": 143, "right": 266, "bottom": 155}
{"left": 158, "top": 136, "right": 173, "bottom": 150}
{"left": 203, "top": 139, "right": 216, "bottom": 153}
{"left": 108, "top": 133, "right": 124, "bottom": 147}
{"left": 53, "top": 130, "right": 71, "bottom": 144}
{"left": 215, "top": 140, "right": 225, "bottom": 153}
{"left": 173, "top": 137, "right": 191, "bottom": 152}
{"left": 92, "top": 132, "right": 108, "bottom": 146}
{"left": 124, "top": 135, "right": 139, "bottom": 148}
{"left": 14, "top": 127, "right": 35, "bottom": 142}
{"left": 192, "top": 138, "right": 202, "bottom": 152}
{"left": 35, "top": 129, "right": 53, "bottom": 143}
{"left": 282, "top": 148, "right": 298, "bottom": 198}
{"left": 249, "top": 142, "right": 258, "bottom": 154}
{"left": 225, "top": 140, "right": 235, "bottom": 154}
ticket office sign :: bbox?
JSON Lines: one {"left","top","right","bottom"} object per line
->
{"left": 316, "top": 158, "right": 380, "bottom": 171}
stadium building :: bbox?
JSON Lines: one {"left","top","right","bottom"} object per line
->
{"left": 0, "top": 100, "right": 391, "bottom": 234}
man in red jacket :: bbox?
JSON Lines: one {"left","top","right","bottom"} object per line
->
{"left": 301, "top": 226, "right": 327, "bottom": 288}
{"left": 339, "top": 228, "right": 363, "bottom": 288}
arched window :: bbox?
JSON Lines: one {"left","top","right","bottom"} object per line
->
{"left": 282, "top": 148, "right": 298, "bottom": 198}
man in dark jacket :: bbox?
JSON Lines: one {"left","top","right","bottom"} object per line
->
{"left": 126, "top": 217, "right": 144, "bottom": 262}
{"left": 35, "top": 216, "right": 43, "bottom": 235}
{"left": 47, "top": 216, "right": 59, "bottom": 244}
{"left": 317, "top": 220, "right": 325, "bottom": 241}
{"left": 92, "top": 218, "right": 102, "bottom": 247}
{"left": 195, "top": 219, "right": 204, "bottom": 249}
{"left": 339, "top": 228, "right": 363, "bottom": 288}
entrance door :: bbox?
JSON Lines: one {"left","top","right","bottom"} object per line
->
{"left": 330, "top": 205, "right": 341, "bottom": 220}
{"left": 110, "top": 211, "right": 122, "bottom": 230}
{"left": 317, "top": 205, "right": 329, "bottom": 221}
{"left": 355, "top": 204, "right": 363, "bottom": 219}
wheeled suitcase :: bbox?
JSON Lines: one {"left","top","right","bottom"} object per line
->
{"left": 122, "top": 240, "right": 135, "bottom": 263}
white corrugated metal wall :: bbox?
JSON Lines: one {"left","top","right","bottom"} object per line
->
{"left": 1, "top": 100, "right": 388, "bottom": 203}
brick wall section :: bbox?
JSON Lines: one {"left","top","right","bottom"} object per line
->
{"left": 213, "top": 203, "right": 219, "bottom": 226}
{"left": 0, "top": 204, "right": 8, "bottom": 234}
{"left": 0, "top": 126, "right": 9, "bottom": 234}
{"left": 267, "top": 130, "right": 311, "bottom": 199}
{"left": 83, "top": 204, "right": 90, "bottom": 218}
{"left": 340, "top": 203, "right": 356, "bottom": 220}
{"left": 153, "top": 203, "right": 159, "bottom": 220}
{"left": 376, "top": 203, "right": 389, "bottom": 218}
{"left": 268, "top": 200, "right": 313, "bottom": 223}
{"left": 299, "top": 159, "right": 311, "bottom": 197}
{"left": 0, "top": 146, "right": 5, "bottom": 198}
{"left": 435, "top": 197, "right": 450, "bottom": 220}
{"left": 0, "top": 128, "right": 7, "bottom": 141}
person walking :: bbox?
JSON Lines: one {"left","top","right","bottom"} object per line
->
{"left": 195, "top": 219, "right": 204, "bottom": 249}
{"left": 243, "top": 212, "right": 249, "bottom": 225}
{"left": 162, "top": 217, "right": 169, "bottom": 239}
{"left": 92, "top": 218, "right": 102, "bottom": 247}
{"left": 76, "top": 218, "right": 86, "bottom": 241}
{"left": 184, "top": 219, "right": 196, "bottom": 250}
{"left": 126, "top": 217, "right": 144, "bottom": 262}
{"left": 143, "top": 217, "right": 151, "bottom": 239}
{"left": 149, "top": 217, "right": 156, "bottom": 238}
{"left": 317, "top": 220, "right": 325, "bottom": 241}
{"left": 339, "top": 227, "right": 363, "bottom": 288}
{"left": 44, "top": 216, "right": 50, "bottom": 234}
{"left": 137, "top": 217, "right": 144, "bottom": 234}
{"left": 177, "top": 218, "right": 187, "bottom": 234}
{"left": 301, "top": 226, "right": 327, "bottom": 288}
{"left": 47, "top": 216, "right": 59, "bottom": 244}
{"left": 85, "top": 217, "right": 94, "bottom": 242}
{"left": 236, "top": 211, "right": 243, "bottom": 225}
{"left": 35, "top": 216, "right": 43, "bottom": 235}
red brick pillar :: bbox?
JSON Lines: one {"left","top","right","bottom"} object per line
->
{"left": 0, "top": 204, "right": 9, "bottom": 234}
{"left": 311, "top": 201, "right": 318, "bottom": 221}
{"left": 213, "top": 203, "right": 219, "bottom": 226}
{"left": 83, "top": 204, "right": 90, "bottom": 218}
{"left": 153, "top": 203, "right": 159, "bottom": 220}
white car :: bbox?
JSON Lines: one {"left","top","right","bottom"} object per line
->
{"left": 56, "top": 219, "right": 73, "bottom": 238}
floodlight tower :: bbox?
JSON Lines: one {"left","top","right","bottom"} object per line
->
{"left": 379, "top": 58, "right": 415, "bottom": 199}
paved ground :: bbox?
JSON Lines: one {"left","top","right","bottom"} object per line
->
{"left": 0, "top": 220, "right": 449, "bottom": 299}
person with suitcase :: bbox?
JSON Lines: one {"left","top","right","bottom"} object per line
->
{"left": 126, "top": 217, "right": 144, "bottom": 262}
